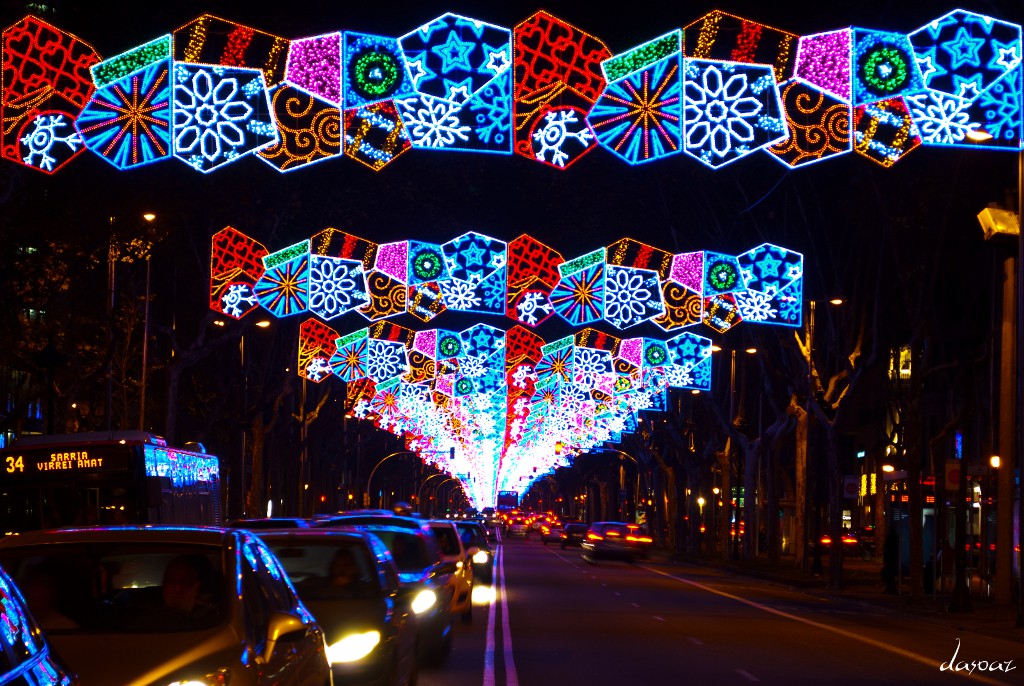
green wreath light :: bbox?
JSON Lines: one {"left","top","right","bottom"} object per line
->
{"left": 439, "top": 334, "right": 462, "bottom": 357}
{"left": 351, "top": 50, "right": 402, "bottom": 99}
{"left": 861, "top": 46, "right": 909, "bottom": 95}
{"left": 413, "top": 249, "right": 444, "bottom": 280}
{"left": 645, "top": 346, "right": 667, "bottom": 366}
{"left": 708, "top": 260, "right": 738, "bottom": 291}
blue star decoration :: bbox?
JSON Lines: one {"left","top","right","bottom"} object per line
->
{"left": 942, "top": 26, "right": 986, "bottom": 70}
{"left": 433, "top": 30, "right": 475, "bottom": 73}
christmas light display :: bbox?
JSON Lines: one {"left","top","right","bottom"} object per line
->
{"left": 513, "top": 11, "right": 610, "bottom": 168}
{"left": 683, "top": 11, "right": 798, "bottom": 83}
{"left": 173, "top": 15, "right": 289, "bottom": 87}
{"left": 286, "top": 32, "right": 342, "bottom": 106}
{"left": 589, "top": 33, "right": 684, "bottom": 165}
{"left": 1, "top": 15, "right": 100, "bottom": 173}
{"left": 768, "top": 78, "right": 852, "bottom": 167}
{"left": 172, "top": 63, "right": 278, "bottom": 172}
{"left": 2, "top": 9, "right": 1020, "bottom": 174}
{"left": 213, "top": 228, "right": 803, "bottom": 504}
{"left": 258, "top": 84, "right": 342, "bottom": 171}
{"left": 906, "top": 10, "right": 1023, "bottom": 148}
{"left": 682, "top": 58, "right": 788, "bottom": 168}
{"left": 77, "top": 56, "right": 172, "bottom": 170}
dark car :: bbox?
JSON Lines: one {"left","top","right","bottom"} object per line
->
{"left": 0, "top": 527, "right": 331, "bottom": 686}
{"left": 0, "top": 560, "right": 78, "bottom": 685}
{"left": 257, "top": 528, "right": 418, "bottom": 686}
{"left": 581, "top": 521, "right": 651, "bottom": 562}
{"left": 454, "top": 520, "right": 494, "bottom": 586}
{"left": 559, "top": 522, "right": 588, "bottom": 549}
{"left": 227, "top": 517, "right": 312, "bottom": 529}
{"left": 338, "top": 523, "right": 456, "bottom": 666}
{"left": 820, "top": 527, "right": 875, "bottom": 560}
{"left": 314, "top": 511, "right": 426, "bottom": 531}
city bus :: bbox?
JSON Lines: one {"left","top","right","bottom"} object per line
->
{"left": 0, "top": 431, "right": 221, "bottom": 534}
{"left": 496, "top": 490, "right": 518, "bottom": 512}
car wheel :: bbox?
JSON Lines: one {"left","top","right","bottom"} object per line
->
{"left": 560, "top": 542, "right": 567, "bottom": 549}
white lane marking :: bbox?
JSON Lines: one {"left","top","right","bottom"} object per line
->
{"left": 653, "top": 616, "right": 664, "bottom": 621}
{"left": 499, "top": 543, "right": 519, "bottom": 686}
{"left": 688, "top": 637, "right": 704, "bottom": 645}
{"left": 631, "top": 603, "right": 640, "bottom": 608}
{"left": 482, "top": 545, "right": 499, "bottom": 686}
{"left": 736, "top": 669, "right": 760, "bottom": 681}
{"left": 642, "top": 566, "right": 1012, "bottom": 686}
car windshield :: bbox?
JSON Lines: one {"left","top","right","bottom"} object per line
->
{"left": 456, "top": 524, "right": 486, "bottom": 548}
{"left": 365, "top": 530, "right": 434, "bottom": 572}
{"left": 429, "top": 525, "right": 462, "bottom": 556}
{"left": 0, "top": 543, "right": 226, "bottom": 634}
{"left": 263, "top": 539, "right": 381, "bottom": 599}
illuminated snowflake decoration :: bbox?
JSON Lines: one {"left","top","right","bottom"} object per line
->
{"left": 733, "top": 290, "right": 778, "bottom": 322}
{"left": 530, "top": 107, "right": 595, "bottom": 168}
{"left": 682, "top": 59, "right": 786, "bottom": 168}
{"left": 515, "top": 291, "right": 553, "bottom": 325}
{"left": 441, "top": 279, "right": 483, "bottom": 310}
{"left": 220, "top": 283, "right": 260, "bottom": 318}
{"left": 307, "top": 256, "right": 368, "bottom": 320}
{"left": 366, "top": 339, "right": 407, "bottom": 382}
{"left": 396, "top": 94, "right": 472, "bottom": 148}
{"left": 172, "top": 64, "right": 277, "bottom": 172}
{"left": 19, "top": 113, "right": 81, "bottom": 172}
{"left": 904, "top": 90, "right": 978, "bottom": 144}
{"left": 305, "top": 357, "right": 332, "bottom": 382}
{"left": 603, "top": 265, "right": 664, "bottom": 328}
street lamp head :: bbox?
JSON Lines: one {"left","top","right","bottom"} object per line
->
{"left": 990, "top": 455, "right": 1001, "bottom": 469}
{"left": 881, "top": 464, "right": 895, "bottom": 473}
{"left": 143, "top": 213, "right": 156, "bottom": 222}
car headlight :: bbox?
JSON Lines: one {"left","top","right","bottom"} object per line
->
{"left": 472, "top": 550, "right": 490, "bottom": 565}
{"left": 411, "top": 589, "right": 437, "bottom": 614}
{"left": 167, "top": 670, "right": 230, "bottom": 686}
{"left": 326, "top": 631, "right": 381, "bottom": 663}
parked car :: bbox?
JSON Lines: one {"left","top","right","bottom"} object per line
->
{"left": 820, "top": 527, "right": 874, "bottom": 560}
{"left": 559, "top": 522, "right": 588, "bottom": 549}
{"left": 426, "top": 520, "right": 474, "bottom": 622}
{"left": 454, "top": 520, "right": 494, "bottom": 586}
{"left": 227, "top": 517, "right": 312, "bottom": 529}
{"left": 338, "top": 523, "right": 456, "bottom": 665}
{"left": 256, "top": 528, "right": 418, "bottom": 686}
{"left": 0, "top": 560, "right": 77, "bottom": 685}
{"left": 0, "top": 527, "right": 331, "bottom": 686}
{"left": 581, "top": 521, "right": 651, "bottom": 562}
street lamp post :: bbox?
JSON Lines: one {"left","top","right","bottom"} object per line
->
{"left": 366, "top": 451, "right": 417, "bottom": 509}
{"left": 138, "top": 212, "right": 156, "bottom": 431}
{"left": 416, "top": 472, "right": 446, "bottom": 510}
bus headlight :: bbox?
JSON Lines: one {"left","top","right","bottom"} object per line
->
{"left": 411, "top": 589, "right": 437, "bottom": 614}
{"left": 326, "top": 631, "right": 381, "bottom": 663}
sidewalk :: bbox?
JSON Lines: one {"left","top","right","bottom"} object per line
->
{"left": 646, "top": 548, "right": 1024, "bottom": 643}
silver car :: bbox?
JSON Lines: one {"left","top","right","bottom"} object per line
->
{"left": 0, "top": 527, "right": 331, "bottom": 686}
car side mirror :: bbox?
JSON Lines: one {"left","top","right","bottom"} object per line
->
{"left": 262, "top": 612, "right": 308, "bottom": 663}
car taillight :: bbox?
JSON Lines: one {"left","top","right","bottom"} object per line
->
{"left": 821, "top": 535, "right": 832, "bottom": 545}
{"left": 587, "top": 533, "right": 603, "bottom": 541}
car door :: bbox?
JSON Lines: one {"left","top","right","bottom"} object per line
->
{"left": 238, "top": 535, "right": 329, "bottom": 686}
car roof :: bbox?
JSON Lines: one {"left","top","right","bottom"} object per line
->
{"left": 252, "top": 528, "right": 368, "bottom": 543}
{"left": 315, "top": 511, "right": 427, "bottom": 530}
{"left": 0, "top": 526, "right": 237, "bottom": 547}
